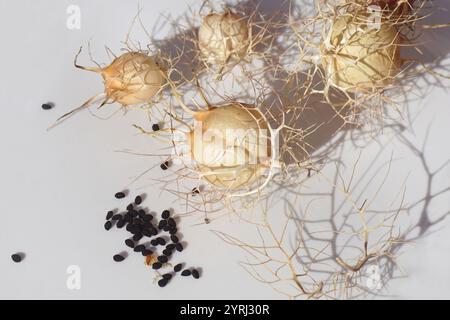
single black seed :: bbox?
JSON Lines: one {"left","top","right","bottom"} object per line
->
{"left": 175, "top": 243, "right": 183, "bottom": 252}
{"left": 142, "top": 249, "right": 153, "bottom": 257}
{"left": 158, "top": 278, "right": 168, "bottom": 287}
{"left": 181, "top": 269, "right": 191, "bottom": 277}
{"left": 104, "top": 221, "right": 112, "bottom": 231}
{"left": 133, "top": 233, "right": 143, "bottom": 241}
{"left": 152, "top": 123, "right": 160, "bottom": 132}
{"left": 162, "top": 249, "right": 172, "bottom": 256}
{"left": 125, "top": 239, "right": 135, "bottom": 248}
{"left": 106, "top": 211, "right": 114, "bottom": 220}
{"left": 158, "top": 220, "right": 168, "bottom": 229}
{"left": 163, "top": 225, "right": 171, "bottom": 232}
{"left": 167, "top": 218, "right": 176, "bottom": 227}
{"left": 157, "top": 237, "right": 166, "bottom": 246}
{"left": 192, "top": 269, "right": 200, "bottom": 279}
{"left": 143, "top": 214, "right": 153, "bottom": 222}
{"left": 115, "top": 192, "right": 126, "bottom": 199}
{"left": 150, "top": 239, "right": 158, "bottom": 246}
{"left": 41, "top": 103, "right": 53, "bottom": 110}
{"left": 134, "top": 196, "right": 142, "bottom": 205}
{"left": 116, "top": 220, "right": 125, "bottom": 228}
{"left": 129, "top": 210, "right": 138, "bottom": 217}
{"left": 137, "top": 209, "right": 146, "bottom": 219}
{"left": 162, "top": 273, "right": 172, "bottom": 280}
{"left": 112, "top": 214, "right": 122, "bottom": 221}
{"left": 160, "top": 161, "right": 169, "bottom": 171}
{"left": 174, "top": 263, "right": 182, "bottom": 272}
{"left": 170, "top": 235, "right": 179, "bottom": 243}
{"left": 166, "top": 244, "right": 176, "bottom": 250}
{"left": 126, "top": 204, "right": 134, "bottom": 211}
{"left": 169, "top": 228, "right": 178, "bottom": 235}
{"left": 152, "top": 262, "right": 162, "bottom": 270}
{"left": 134, "top": 245, "right": 145, "bottom": 252}
{"left": 161, "top": 210, "right": 170, "bottom": 219}
{"left": 158, "top": 255, "right": 168, "bottom": 264}
{"left": 142, "top": 229, "right": 153, "bottom": 237}
{"left": 124, "top": 214, "right": 132, "bottom": 223}
{"left": 113, "top": 254, "right": 125, "bottom": 262}
{"left": 11, "top": 254, "right": 22, "bottom": 263}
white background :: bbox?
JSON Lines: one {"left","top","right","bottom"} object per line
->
{"left": 1, "top": 0, "right": 450, "bottom": 299}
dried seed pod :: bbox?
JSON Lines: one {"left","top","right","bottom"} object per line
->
{"left": 186, "top": 103, "right": 271, "bottom": 190}
{"left": 198, "top": 11, "right": 250, "bottom": 65}
{"left": 321, "top": 10, "right": 402, "bottom": 92}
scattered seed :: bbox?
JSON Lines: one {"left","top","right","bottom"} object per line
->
{"left": 157, "top": 237, "right": 166, "bottom": 246}
{"left": 158, "top": 220, "right": 168, "bottom": 229}
{"left": 160, "top": 161, "right": 169, "bottom": 171}
{"left": 181, "top": 269, "right": 191, "bottom": 277}
{"left": 175, "top": 243, "right": 183, "bottom": 252}
{"left": 150, "top": 239, "right": 158, "bottom": 246}
{"left": 133, "top": 233, "right": 143, "bottom": 241}
{"left": 169, "top": 228, "right": 178, "bottom": 235}
{"left": 152, "top": 124, "right": 160, "bottom": 132}
{"left": 170, "top": 235, "right": 179, "bottom": 243}
{"left": 125, "top": 239, "right": 135, "bottom": 248}
{"left": 115, "top": 192, "right": 126, "bottom": 199}
{"left": 106, "top": 211, "right": 114, "bottom": 220}
{"left": 192, "top": 269, "right": 200, "bottom": 279}
{"left": 167, "top": 218, "right": 176, "bottom": 227}
{"left": 143, "top": 214, "right": 153, "bottom": 222}
{"left": 166, "top": 244, "right": 176, "bottom": 250}
{"left": 11, "top": 254, "right": 22, "bottom": 263}
{"left": 41, "top": 103, "right": 53, "bottom": 110}
{"left": 158, "top": 255, "right": 168, "bottom": 264}
{"left": 158, "top": 278, "right": 168, "bottom": 287}
{"left": 142, "top": 228, "right": 153, "bottom": 237}
{"left": 152, "top": 262, "right": 162, "bottom": 270}
{"left": 162, "top": 249, "right": 172, "bottom": 256}
{"left": 161, "top": 210, "right": 170, "bottom": 219}
{"left": 142, "top": 249, "right": 153, "bottom": 257}
{"left": 104, "top": 221, "right": 112, "bottom": 231}
{"left": 174, "top": 263, "right": 183, "bottom": 272}
{"left": 134, "top": 245, "right": 145, "bottom": 253}
{"left": 162, "top": 273, "right": 172, "bottom": 280}
{"left": 112, "top": 214, "right": 122, "bottom": 221}
{"left": 126, "top": 204, "right": 134, "bottom": 211}
{"left": 134, "top": 196, "right": 142, "bottom": 205}
{"left": 113, "top": 254, "right": 125, "bottom": 262}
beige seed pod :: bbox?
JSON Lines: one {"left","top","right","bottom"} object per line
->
{"left": 51, "top": 51, "right": 165, "bottom": 128}
{"left": 187, "top": 103, "right": 271, "bottom": 190}
{"left": 321, "top": 12, "right": 402, "bottom": 92}
{"left": 198, "top": 12, "right": 250, "bottom": 65}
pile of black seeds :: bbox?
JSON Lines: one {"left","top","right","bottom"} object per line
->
{"left": 105, "top": 190, "right": 201, "bottom": 287}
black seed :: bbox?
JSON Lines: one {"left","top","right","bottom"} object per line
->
{"left": 157, "top": 237, "right": 166, "bottom": 246}
{"left": 142, "top": 228, "right": 153, "bottom": 237}
{"left": 161, "top": 210, "right": 170, "bottom": 219}
{"left": 137, "top": 209, "right": 146, "bottom": 219}
{"left": 169, "top": 228, "right": 178, "bottom": 235}
{"left": 192, "top": 269, "right": 200, "bottom": 279}
{"left": 142, "top": 249, "right": 153, "bottom": 257}
{"left": 129, "top": 210, "right": 138, "bottom": 218}
{"left": 152, "top": 124, "right": 160, "bottom": 132}
{"left": 158, "top": 220, "right": 168, "bottom": 229}
{"left": 125, "top": 239, "right": 135, "bottom": 248}
{"left": 163, "top": 226, "right": 171, "bottom": 232}
{"left": 160, "top": 161, "right": 169, "bottom": 171}
{"left": 152, "top": 262, "right": 162, "bottom": 270}
{"left": 112, "top": 214, "right": 122, "bottom": 221}
{"left": 162, "top": 249, "right": 172, "bottom": 256}
{"left": 143, "top": 214, "right": 153, "bottom": 222}
{"left": 113, "top": 254, "right": 125, "bottom": 262}
{"left": 134, "top": 245, "right": 145, "bottom": 252}
{"left": 175, "top": 243, "right": 183, "bottom": 252}
{"left": 106, "top": 211, "right": 114, "bottom": 220}
{"left": 134, "top": 196, "right": 142, "bottom": 205}
{"left": 162, "top": 273, "right": 172, "bottom": 280}
{"left": 11, "top": 254, "right": 22, "bottom": 263}
{"left": 41, "top": 103, "right": 53, "bottom": 110}
{"left": 158, "top": 278, "right": 168, "bottom": 287}
{"left": 166, "top": 244, "right": 176, "bottom": 250}
{"left": 104, "top": 221, "right": 112, "bottom": 231}
{"left": 167, "top": 218, "right": 176, "bottom": 227}
{"left": 181, "top": 269, "right": 191, "bottom": 277}
{"left": 132, "top": 233, "right": 143, "bottom": 241}
{"left": 158, "top": 255, "right": 168, "bottom": 264}
{"left": 115, "top": 192, "right": 126, "bottom": 199}
{"left": 174, "top": 263, "right": 182, "bottom": 272}
{"left": 151, "top": 239, "right": 158, "bottom": 246}
{"left": 116, "top": 220, "right": 125, "bottom": 228}
{"left": 170, "top": 235, "right": 179, "bottom": 243}
{"left": 126, "top": 204, "right": 134, "bottom": 211}
{"left": 124, "top": 213, "right": 132, "bottom": 223}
